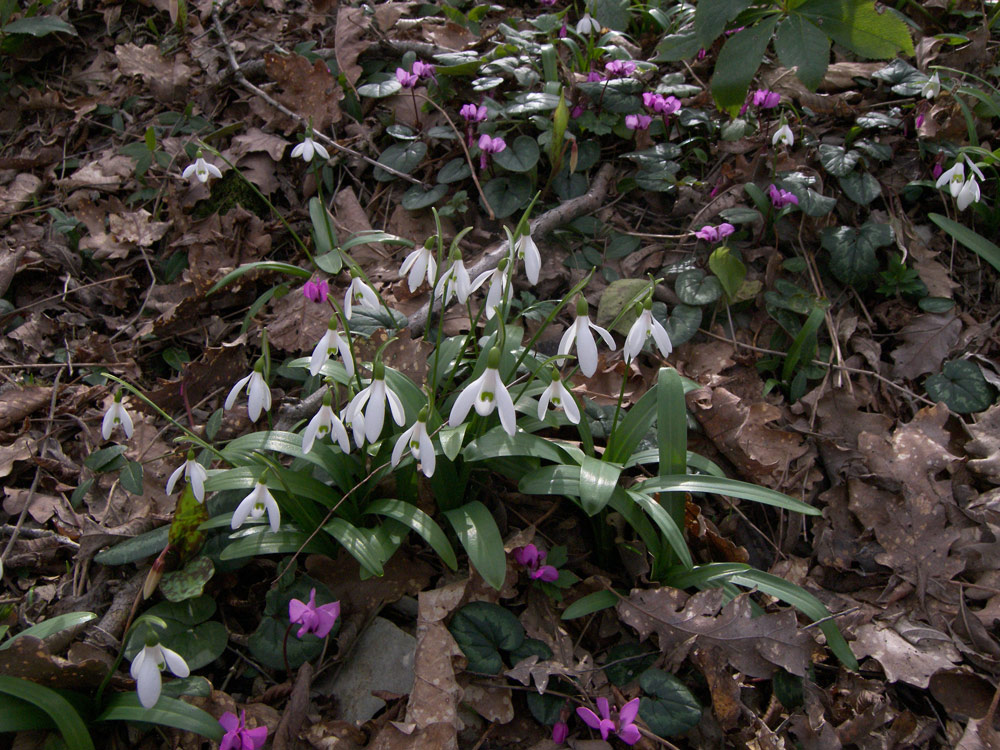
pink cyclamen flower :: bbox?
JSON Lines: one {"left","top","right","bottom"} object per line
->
{"left": 552, "top": 721, "right": 569, "bottom": 744}
{"left": 477, "top": 134, "right": 506, "bottom": 169}
{"left": 915, "top": 113, "right": 925, "bottom": 129}
{"left": 931, "top": 162, "right": 944, "bottom": 179}
{"left": 625, "top": 114, "right": 652, "bottom": 131}
{"left": 694, "top": 223, "right": 735, "bottom": 242}
{"left": 767, "top": 184, "right": 798, "bottom": 208}
{"left": 395, "top": 67, "right": 418, "bottom": 88}
{"left": 540, "top": 0, "right": 557, "bottom": 5}
{"left": 642, "top": 92, "right": 681, "bottom": 115}
{"left": 559, "top": 22, "right": 567, "bottom": 37}
{"left": 512, "top": 544, "right": 559, "bottom": 582}
{"left": 697, "top": 48, "right": 707, "bottom": 60}
{"left": 411, "top": 61, "right": 436, "bottom": 81}
{"left": 577, "top": 697, "right": 641, "bottom": 745}
{"left": 301, "top": 277, "right": 328, "bottom": 304}
{"left": 288, "top": 588, "right": 341, "bottom": 639}
{"left": 219, "top": 711, "right": 268, "bottom": 750}
{"left": 586, "top": 70, "right": 603, "bottom": 83}
{"left": 460, "top": 103, "right": 488, "bottom": 123}
{"left": 571, "top": 104, "right": 585, "bottom": 118}
{"left": 605, "top": 60, "right": 636, "bottom": 78}
{"left": 752, "top": 89, "right": 781, "bottom": 109}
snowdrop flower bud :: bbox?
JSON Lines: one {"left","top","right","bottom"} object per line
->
{"left": 921, "top": 72, "right": 940, "bottom": 99}
{"left": 344, "top": 271, "right": 380, "bottom": 320}
{"left": 291, "top": 134, "right": 330, "bottom": 163}
{"left": 310, "top": 317, "right": 355, "bottom": 378}
{"left": 102, "top": 391, "right": 134, "bottom": 440}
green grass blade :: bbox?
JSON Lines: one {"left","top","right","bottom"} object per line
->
{"left": 561, "top": 590, "right": 618, "bottom": 620}
{"left": 324, "top": 518, "right": 386, "bottom": 577}
{"left": 0, "top": 676, "right": 94, "bottom": 750}
{"left": 96, "top": 693, "right": 224, "bottom": 740}
{"left": 626, "top": 490, "right": 693, "bottom": 569}
{"left": 636, "top": 475, "right": 820, "bottom": 515}
{"left": 1, "top": 611, "right": 97, "bottom": 650}
{"left": 444, "top": 501, "right": 506, "bottom": 590}
{"left": 929, "top": 213, "right": 1000, "bottom": 273}
{"left": 365, "top": 498, "right": 458, "bottom": 570}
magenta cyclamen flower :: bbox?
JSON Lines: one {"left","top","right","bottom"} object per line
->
{"left": 288, "top": 588, "right": 341, "bottom": 639}
{"left": 552, "top": 721, "right": 569, "bottom": 744}
{"left": 301, "top": 277, "right": 328, "bottom": 304}
{"left": 477, "top": 134, "right": 506, "bottom": 169}
{"left": 586, "top": 70, "right": 603, "bottom": 82}
{"left": 460, "top": 103, "right": 488, "bottom": 123}
{"left": 540, "top": 0, "right": 557, "bottom": 6}
{"left": 395, "top": 67, "right": 418, "bottom": 88}
{"left": 411, "top": 60, "right": 436, "bottom": 81}
{"left": 625, "top": 114, "right": 652, "bottom": 131}
{"left": 694, "top": 223, "right": 735, "bottom": 242}
{"left": 512, "top": 544, "right": 559, "bottom": 582}
{"left": 752, "top": 88, "right": 781, "bottom": 109}
{"left": 577, "top": 697, "right": 641, "bottom": 745}
{"left": 219, "top": 711, "right": 267, "bottom": 750}
{"left": 642, "top": 92, "right": 681, "bottom": 115}
{"left": 767, "top": 184, "right": 799, "bottom": 208}
{"left": 604, "top": 60, "right": 636, "bottom": 78}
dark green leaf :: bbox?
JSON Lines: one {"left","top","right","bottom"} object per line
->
{"left": 562, "top": 590, "right": 618, "bottom": 619}
{"left": 795, "top": 0, "right": 914, "bottom": 58}
{"left": 401, "top": 183, "right": 448, "bottom": 210}
{"left": 449, "top": 602, "right": 524, "bottom": 674}
{"left": 84, "top": 444, "right": 127, "bottom": 472}
{"left": 0, "top": 612, "right": 96, "bottom": 650}
{"left": 0, "top": 676, "right": 93, "bottom": 749}
{"left": 357, "top": 76, "right": 402, "bottom": 98}
{"left": 773, "top": 15, "right": 829, "bottom": 90}
{"left": 160, "top": 556, "right": 215, "bottom": 602}
{"left": 374, "top": 141, "right": 427, "bottom": 182}
{"left": 444, "top": 502, "right": 507, "bottom": 590}
{"left": 249, "top": 614, "right": 323, "bottom": 669}
{"left": 120, "top": 460, "right": 144, "bottom": 495}
{"left": 855, "top": 110, "right": 902, "bottom": 129}
{"left": 505, "top": 92, "right": 561, "bottom": 115}
{"left": 818, "top": 144, "right": 861, "bottom": 177}
{"left": 634, "top": 163, "right": 680, "bottom": 192}
{"left": 638, "top": 669, "right": 702, "bottom": 736}
{"left": 654, "top": 33, "right": 701, "bottom": 62}
{"left": 493, "top": 135, "right": 540, "bottom": 173}
{"left": 437, "top": 158, "right": 472, "bottom": 184}
{"left": 526, "top": 690, "right": 564, "bottom": 725}
{"left": 577, "top": 79, "right": 644, "bottom": 113}
{"left": 3, "top": 16, "right": 77, "bottom": 36}
{"left": 929, "top": 213, "right": 1000, "bottom": 274}
{"left": 694, "top": 0, "right": 752, "bottom": 46}
{"left": 925, "top": 360, "right": 994, "bottom": 414}
{"left": 96, "top": 693, "right": 224, "bottom": 740}
{"left": 675, "top": 270, "right": 722, "bottom": 306}
{"left": 481, "top": 175, "right": 531, "bottom": 219}
{"left": 919, "top": 296, "right": 955, "bottom": 313}
{"left": 593, "top": 0, "right": 630, "bottom": 31}
{"left": 96, "top": 526, "right": 170, "bottom": 566}
{"left": 772, "top": 669, "right": 804, "bottom": 709}
{"left": 711, "top": 19, "right": 779, "bottom": 116}
{"left": 708, "top": 246, "right": 746, "bottom": 302}
{"left": 820, "top": 222, "right": 893, "bottom": 285}
{"left": 604, "top": 643, "right": 656, "bottom": 686}
{"left": 508, "top": 637, "right": 552, "bottom": 664}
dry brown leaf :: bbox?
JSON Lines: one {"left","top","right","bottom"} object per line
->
{"left": 0, "top": 636, "right": 107, "bottom": 690}
{"left": 617, "top": 587, "right": 817, "bottom": 678}
{"left": 231, "top": 128, "right": 290, "bottom": 162}
{"left": 691, "top": 647, "right": 743, "bottom": 731}
{"left": 930, "top": 669, "right": 1000, "bottom": 725}
{"left": 264, "top": 52, "right": 343, "bottom": 131}
{"left": 57, "top": 154, "right": 134, "bottom": 191}
{"left": 3, "top": 488, "right": 62, "bottom": 524}
{"left": 115, "top": 43, "right": 193, "bottom": 102}
{"left": 108, "top": 209, "right": 170, "bottom": 247}
{"left": 890, "top": 311, "right": 962, "bottom": 380}
{"left": 266, "top": 288, "right": 329, "bottom": 353}
{"left": 853, "top": 620, "right": 960, "bottom": 688}
{"left": 333, "top": 187, "right": 385, "bottom": 267}
{"left": 0, "top": 173, "right": 43, "bottom": 221}
{"left": 335, "top": 6, "right": 371, "bottom": 88}
{"left": 459, "top": 678, "right": 514, "bottom": 723}
{"left": 0, "top": 386, "right": 51, "bottom": 430}
{"left": 966, "top": 404, "right": 1000, "bottom": 483}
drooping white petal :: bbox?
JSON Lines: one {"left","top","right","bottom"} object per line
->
{"left": 309, "top": 330, "right": 333, "bottom": 376}
{"left": 558, "top": 381, "right": 581, "bottom": 424}
{"left": 518, "top": 235, "right": 541, "bottom": 285}
{"left": 623, "top": 314, "right": 648, "bottom": 362}
{"left": 494, "top": 378, "right": 517, "bottom": 436}
{"left": 473, "top": 369, "right": 499, "bottom": 417}
{"left": 160, "top": 645, "right": 190, "bottom": 678}
{"left": 262, "top": 490, "right": 281, "bottom": 532}
{"left": 313, "top": 140, "right": 330, "bottom": 160}
{"left": 188, "top": 462, "right": 207, "bottom": 502}
{"left": 364, "top": 381, "right": 386, "bottom": 443}
{"left": 246, "top": 372, "right": 270, "bottom": 422}
{"left": 225, "top": 374, "right": 252, "bottom": 411}
{"left": 133, "top": 648, "right": 163, "bottom": 708}
{"left": 302, "top": 408, "right": 326, "bottom": 454}
{"left": 391, "top": 424, "right": 415, "bottom": 467}
{"left": 166, "top": 463, "right": 185, "bottom": 496}
{"left": 649, "top": 317, "right": 673, "bottom": 359}
{"left": 957, "top": 176, "right": 980, "bottom": 211}
{"left": 119, "top": 404, "right": 134, "bottom": 438}
{"left": 385, "top": 383, "right": 406, "bottom": 427}
{"left": 231, "top": 484, "right": 262, "bottom": 529}
{"left": 537, "top": 385, "right": 553, "bottom": 421}
{"left": 575, "top": 318, "right": 598, "bottom": 377}
{"left": 417, "top": 425, "right": 435, "bottom": 477}
{"left": 450, "top": 371, "right": 487, "bottom": 426}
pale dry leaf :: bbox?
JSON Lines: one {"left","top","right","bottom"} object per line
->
{"left": 890, "top": 311, "right": 962, "bottom": 380}
{"left": 266, "top": 288, "right": 329, "bottom": 353}
{"left": 0, "top": 435, "right": 33, "bottom": 478}
{"left": 853, "top": 620, "right": 960, "bottom": 688}
{"left": 57, "top": 154, "right": 135, "bottom": 191}
{"left": 3, "top": 488, "right": 61, "bottom": 524}
{"left": 459, "top": 678, "right": 514, "bottom": 723}
{"left": 231, "top": 128, "right": 290, "bottom": 162}
{"left": 333, "top": 187, "right": 384, "bottom": 266}
{"left": 335, "top": 6, "right": 371, "bottom": 88}
{"left": 405, "top": 612, "right": 463, "bottom": 733}
{"left": 0, "top": 173, "right": 43, "bottom": 219}
{"left": 0, "top": 386, "right": 52, "bottom": 430}
{"left": 264, "top": 52, "right": 343, "bottom": 131}
{"left": 108, "top": 209, "right": 170, "bottom": 247}
{"left": 115, "top": 43, "right": 193, "bottom": 102}
{"left": 966, "top": 404, "right": 1000, "bottom": 483}
{"left": 617, "top": 587, "right": 817, "bottom": 678}
{"left": 234, "top": 152, "right": 280, "bottom": 196}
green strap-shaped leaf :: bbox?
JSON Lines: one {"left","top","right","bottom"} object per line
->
{"left": 207, "top": 261, "right": 310, "bottom": 295}
{"left": 604, "top": 384, "right": 658, "bottom": 464}
{"left": 464, "top": 426, "right": 570, "bottom": 464}
{"left": 561, "top": 590, "right": 619, "bottom": 620}
{"left": 443, "top": 501, "right": 506, "bottom": 590}
{"left": 0, "top": 676, "right": 94, "bottom": 750}
{"left": 96, "top": 693, "right": 224, "bottom": 740}
{"left": 929, "top": 213, "right": 1000, "bottom": 274}
{"left": 636, "top": 475, "right": 821, "bottom": 515}
{"left": 578, "top": 456, "right": 622, "bottom": 515}
{"left": 324, "top": 518, "right": 386, "bottom": 577}
{"left": 365, "top": 498, "right": 458, "bottom": 570}
{"left": 1, "top": 611, "right": 97, "bottom": 650}
{"left": 626, "top": 490, "right": 693, "bottom": 569}
{"left": 220, "top": 529, "right": 329, "bottom": 560}
{"left": 711, "top": 18, "right": 779, "bottom": 116}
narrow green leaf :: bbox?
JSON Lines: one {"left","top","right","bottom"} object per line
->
{"left": 929, "top": 213, "right": 1000, "bottom": 274}
{"left": 0, "top": 676, "right": 94, "bottom": 750}
{"left": 782, "top": 305, "right": 826, "bottom": 382}
{"left": 444, "top": 501, "right": 506, "bottom": 590}
{"left": 626, "top": 490, "right": 693, "bottom": 569}
{"left": 604, "top": 384, "right": 658, "bottom": 464}
{"left": 208, "top": 261, "right": 310, "bottom": 295}
{"left": 561, "top": 590, "right": 618, "bottom": 619}
{"left": 578, "top": 456, "right": 622, "bottom": 515}
{"left": 365, "top": 498, "right": 458, "bottom": 570}
{"left": 96, "top": 693, "right": 224, "bottom": 740}
{"left": 711, "top": 19, "right": 779, "bottom": 116}
{"left": 220, "top": 529, "right": 327, "bottom": 560}
{"left": 636, "top": 475, "right": 820, "bottom": 515}
{"left": 519, "top": 464, "right": 581, "bottom": 497}
{"left": 3, "top": 16, "right": 77, "bottom": 36}
{"left": 1, "top": 612, "right": 97, "bottom": 650}
{"left": 120, "top": 460, "right": 144, "bottom": 495}
{"left": 94, "top": 526, "right": 169, "bottom": 565}
{"left": 324, "top": 518, "right": 385, "bottom": 577}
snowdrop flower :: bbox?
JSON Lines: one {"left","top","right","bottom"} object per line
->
{"left": 231, "top": 481, "right": 281, "bottom": 532}
{"left": 288, "top": 588, "right": 341, "bottom": 639}
{"left": 344, "top": 271, "right": 380, "bottom": 320}
{"left": 224, "top": 359, "right": 271, "bottom": 423}
{"left": 182, "top": 151, "right": 222, "bottom": 184}
{"left": 512, "top": 544, "right": 559, "bottom": 582}
{"left": 346, "top": 361, "right": 406, "bottom": 446}
{"left": 391, "top": 408, "right": 436, "bottom": 478}
{"left": 309, "top": 317, "right": 355, "bottom": 378}
{"left": 577, "top": 697, "right": 641, "bottom": 745}
{"left": 291, "top": 135, "right": 330, "bottom": 163}
{"left": 477, "top": 134, "right": 506, "bottom": 169}
{"left": 219, "top": 711, "right": 268, "bottom": 750}
{"left": 921, "top": 72, "right": 941, "bottom": 99}
{"left": 625, "top": 114, "right": 652, "bottom": 130}
{"left": 449, "top": 347, "right": 516, "bottom": 436}
{"left": 772, "top": 122, "right": 794, "bottom": 146}
{"left": 301, "top": 276, "right": 328, "bottom": 303}
{"left": 399, "top": 241, "right": 438, "bottom": 292}
{"left": 166, "top": 450, "right": 208, "bottom": 502}
{"left": 130, "top": 639, "right": 189, "bottom": 708}
{"left": 936, "top": 156, "right": 983, "bottom": 210}
{"left": 302, "top": 390, "right": 351, "bottom": 454}
{"left": 537, "top": 370, "right": 580, "bottom": 424}
{"left": 435, "top": 250, "right": 487, "bottom": 306}
{"left": 623, "top": 298, "right": 672, "bottom": 362}
{"left": 395, "top": 67, "right": 418, "bottom": 88}
{"left": 102, "top": 391, "right": 134, "bottom": 440}
{"left": 513, "top": 231, "right": 541, "bottom": 285}
{"left": 558, "top": 296, "right": 615, "bottom": 377}
{"left": 477, "top": 258, "right": 511, "bottom": 319}
{"left": 935, "top": 160, "right": 965, "bottom": 198}
{"left": 576, "top": 12, "right": 600, "bottom": 34}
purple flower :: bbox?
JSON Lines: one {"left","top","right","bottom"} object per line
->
{"left": 559, "top": 22, "right": 567, "bottom": 37}
{"left": 219, "top": 711, "right": 268, "bottom": 750}
{"left": 604, "top": 60, "right": 636, "bottom": 78}
{"left": 460, "top": 103, "right": 488, "bottom": 123}
{"left": 694, "top": 223, "right": 735, "bottom": 242}
{"left": 752, "top": 88, "right": 781, "bottom": 109}
{"left": 395, "top": 67, "right": 418, "bottom": 88}
{"left": 571, "top": 104, "right": 584, "bottom": 118}
{"left": 586, "top": 70, "right": 602, "bottom": 82}
{"left": 641, "top": 92, "right": 680, "bottom": 115}
{"left": 576, "top": 697, "right": 641, "bottom": 745}
{"left": 288, "top": 588, "right": 341, "bottom": 639}
{"left": 512, "top": 544, "right": 559, "bottom": 582}
{"left": 411, "top": 60, "right": 436, "bottom": 81}
{"left": 624, "top": 114, "right": 652, "bottom": 131}
{"left": 915, "top": 113, "right": 925, "bottom": 129}
{"left": 767, "top": 184, "right": 798, "bottom": 208}
{"left": 301, "top": 277, "right": 328, "bottom": 304}
{"left": 931, "top": 162, "right": 943, "bottom": 179}
{"left": 697, "top": 48, "right": 707, "bottom": 60}
{"left": 477, "top": 134, "right": 506, "bottom": 169}
{"left": 552, "top": 721, "right": 569, "bottom": 744}
{"left": 540, "top": 0, "right": 557, "bottom": 5}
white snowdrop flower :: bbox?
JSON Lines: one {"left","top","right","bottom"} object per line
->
{"left": 130, "top": 640, "right": 189, "bottom": 709}
{"left": 476, "top": 258, "right": 511, "bottom": 319}
{"left": 537, "top": 372, "right": 580, "bottom": 424}
{"left": 224, "top": 360, "right": 271, "bottom": 423}
{"left": 449, "top": 347, "right": 516, "bottom": 436}
{"left": 181, "top": 152, "right": 222, "bottom": 184}
{"left": 231, "top": 481, "right": 281, "bottom": 532}
{"left": 165, "top": 451, "right": 208, "bottom": 502}
{"left": 935, "top": 161, "right": 965, "bottom": 198}
{"left": 558, "top": 297, "right": 616, "bottom": 378}
{"left": 513, "top": 232, "right": 541, "bottom": 285}
{"left": 772, "top": 123, "right": 794, "bottom": 147}
{"left": 344, "top": 272, "right": 380, "bottom": 320}
{"left": 291, "top": 135, "right": 330, "bottom": 163}
{"left": 302, "top": 390, "right": 351, "bottom": 454}
{"left": 434, "top": 252, "right": 487, "bottom": 307}
{"left": 623, "top": 301, "right": 672, "bottom": 362}
{"left": 101, "top": 392, "right": 134, "bottom": 440}
{"left": 956, "top": 169, "right": 982, "bottom": 211}
{"left": 391, "top": 409, "right": 435, "bottom": 478}
{"left": 921, "top": 72, "right": 940, "bottom": 99}
{"left": 345, "top": 362, "right": 406, "bottom": 446}
{"left": 576, "top": 12, "right": 600, "bottom": 34}
{"left": 399, "top": 242, "right": 438, "bottom": 293}
{"left": 309, "top": 318, "right": 354, "bottom": 378}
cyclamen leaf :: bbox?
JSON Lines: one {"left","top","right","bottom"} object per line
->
{"left": 449, "top": 602, "right": 525, "bottom": 674}
{"left": 924, "top": 360, "right": 994, "bottom": 414}
{"left": 694, "top": 0, "right": 752, "bottom": 46}
{"left": 638, "top": 669, "right": 702, "bottom": 736}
